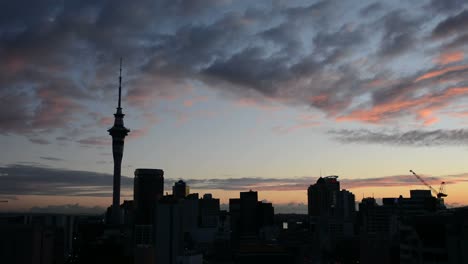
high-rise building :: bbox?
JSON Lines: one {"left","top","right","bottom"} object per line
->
{"left": 108, "top": 59, "right": 130, "bottom": 225}
{"left": 307, "top": 176, "right": 340, "bottom": 218}
{"left": 358, "top": 197, "right": 399, "bottom": 264}
{"left": 257, "top": 202, "right": 274, "bottom": 228}
{"left": 199, "top": 193, "right": 220, "bottom": 228}
{"left": 307, "top": 176, "right": 356, "bottom": 251}
{"left": 155, "top": 196, "right": 185, "bottom": 264}
{"left": 229, "top": 198, "right": 241, "bottom": 244}
{"left": 134, "top": 169, "right": 164, "bottom": 225}
{"left": 229, "top": 190, "right": 275, "bottom": 241}
{"left": 240, "top": 190, "right": 258, "bottom": 237}
{"left": 133, "top": 169, "right": 164, "bottom": 264}
{"left": 172, "top": 180, "right": 189, "bottom": 200}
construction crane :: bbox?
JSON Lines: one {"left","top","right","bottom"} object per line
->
{"left": 410, "top": 170, "right": 447, "bottom": 198}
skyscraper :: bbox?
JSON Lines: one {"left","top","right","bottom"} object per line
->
{"left": 108, "top": 58, "right": 130, "bottom": 225}
{"left": 239, "top": 190, "right": 258, "bottom": 237}
{"left": 133, "top": 169, "right": 164, "bottom": 225}
{"left": 307, "top": 176, "right": 356, "bottom": 251}
{"left": 307, "top": 176, "right": 340, "bottom": 218}
{"left": 172, "top": 180, "right": 189, "bottom": 200}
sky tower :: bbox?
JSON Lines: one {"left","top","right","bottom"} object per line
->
{"left": 108, "top": 58, "right": 130, "bottom": 225}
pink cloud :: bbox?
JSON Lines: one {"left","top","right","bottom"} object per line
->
{"left": 32, "top": 87, "right": 83, "bottom": 129}
{"left": 415, "top": 64, "right": 468, "bottom": 82}
{"left": 434, "top": 51, "right": 464, "bottom": 65}
{"left": 337, "top": 86, "right": 468, "bottom": 125}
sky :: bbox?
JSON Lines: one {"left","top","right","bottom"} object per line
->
{"left": 2, "top": 0, "right": 468, "bottom": 214}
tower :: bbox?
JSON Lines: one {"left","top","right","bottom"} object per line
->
{"left": 108, "top": 58, "right": 130, "bottom": 225}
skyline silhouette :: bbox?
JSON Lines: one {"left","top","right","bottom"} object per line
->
{"left": 1, "top": 0, "right": 468, "bottom": 214}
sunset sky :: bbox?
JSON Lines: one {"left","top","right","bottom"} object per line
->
{"left": 2, "top": 0, "right": 468, "bottom": 214}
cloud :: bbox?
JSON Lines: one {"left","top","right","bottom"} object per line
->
{"left": 329, "top": 128, "right": 468, "bottom": 146}
{"left": 427, "top": 0, "right": 467, "bottom": 13}
{"left": 2, "top": 0, "right": 468, "bottom": 140}
{"left": 434, "top": 51, "right": 464, "bottom": 65}
{"left": 29, "top": 138, "right": 51, "bottom": 145}
{"left": 39, "top": 156, "right": 64, "bottom": 161}
{"left": 432, "top": 10, "right": 468, "bottom": 38}
{"left": 377, "top": 10, "right": 421, "bottom": 58}
{"left": 77, "top": 136, "right": 109, "bottom": 146}
{"left": 0, "top": 164, "right": 465, "bottom": 198}
{"left": 443, "top": 33, "right": 468, "bottom": 51}
{"left": 0, "top": 164, "right": 133, "bottom": 197}
{"left": 415, "top": 64, "right": 468, "bottom": 82}
{"left": 359, "top": 2, "right": 384, "bottom": 16}
{"left": 337, "top": 84, "right": 468, "bottom": 125}
{"left": 185, "top": 174, "right": 465, "bottom": 191}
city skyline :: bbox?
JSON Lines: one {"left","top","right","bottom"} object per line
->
{"left": 2, "top": 0, "right": 468, "bottom": 213}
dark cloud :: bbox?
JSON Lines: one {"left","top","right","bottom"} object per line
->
{"left": 359, "top": 2, "right": 384, "bottom": 16}
{"left": 0, "top": 164, "right": 132, "bottom": 196}
{"left": 29, "top": 138, "right": 51, "bottom": 145}
{"left": 377, "top": 10, "right": 421, "bottom": 57}
{"left": 432, "top": 10, "right": 468, "bottom": 38}
{"left": 39, "top": 156, "right": 64, "bottom": 162}
{"left": 329, "top": 128, "right": 468, "bottom": 146}
{"left": 443, "top": 33, "right": 468, "bottom": 50}
{"left": 313, "top": 24, "right": 365, "bottom": 52}
{"left": 427, "top": 0, "right": 467, "bottom": 13}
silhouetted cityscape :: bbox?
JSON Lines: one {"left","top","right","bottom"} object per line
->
{"left": 1, "top": 64, "right": 467, "bottom": 264}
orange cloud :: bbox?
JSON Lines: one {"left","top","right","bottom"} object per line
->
{"left": 434, "top": 51, "right": 464, "bottom": 65}
{"left": 337, "top": 86, "right": 468, "bottom": 125}
{"left": 415, "top": 64, "right": 468, "bottom": 82}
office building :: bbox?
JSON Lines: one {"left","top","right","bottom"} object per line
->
{"left": 199, "top": 193, "right": 220, "bottom": 228}
{"left": 307, "top": 176, "right": 356, "bottom": 252}
{"left": 173, "top": 180, "right": 189, "bottom": 200}
{"left": 155, "top": 196, "right": 185, "bottom": 264}
{"left": 134, "top": 168, "right": 164, "bottom": 225}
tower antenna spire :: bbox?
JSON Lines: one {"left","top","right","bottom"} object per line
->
{"left": 118, "top": 57, "right": 122, "bottom": 109}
